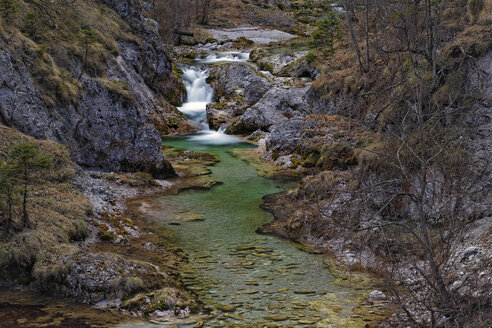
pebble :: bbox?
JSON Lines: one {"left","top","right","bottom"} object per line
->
{"left": 263, "top": 315, "right": 288, "bottom": 321}
{"left": 369, "top": 290, "right": 387, "bottom": 300}
{"left": 217, "top": 304, "right": 237, "bottom": 312}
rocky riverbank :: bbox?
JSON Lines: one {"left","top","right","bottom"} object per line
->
{"left": 0, "top": 0, "right": 195, "bottom": 177}
{"left": 0, "top": 127, "right": 230, "bottom": 323}
{"left": 179, "top": 23, "right": 492, "bottom": 326}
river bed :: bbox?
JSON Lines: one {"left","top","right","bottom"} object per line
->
{"left": 0, "top": 51, "right": 383, "bottom": 328}
{"left": 122, "top": 137, "right": 380, "bottom": 328}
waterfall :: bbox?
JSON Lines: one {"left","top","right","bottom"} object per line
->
{"left": 197, "top": 51, "right": 250, "bottom": 64}
{"left": 177, "top": 65, "right": 238, "bottom": 145}
{"left": 178, "top": 67, "right": 213, "bottom": 124}
{"left": 177, "top": 52, "right": 250, "bottom": 145}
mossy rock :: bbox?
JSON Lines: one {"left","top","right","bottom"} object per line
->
{"left": 301, "top": 142, "right": 357, "bottom": 170}
{"left": 182, "top": 52, "right": 197, "bottom": 59}
{"left": 233, "top": 36, "right": 254, "bottom": 48}
{"left": 122, "top": 288, "right": 198, "bottom": 315}
{"left": 258, "top": 61, "right": 274, "bottom": 73}
{"left": 316, "top": 143, "right": 357, "bottom": 170}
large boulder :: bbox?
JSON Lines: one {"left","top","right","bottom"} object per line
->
{"left": 208, "top": 63, "right": 270, "bottom": 105}
{"left": 266, "top": 120, "right": 311, "bottom": 154}
{"left": 226, "top": 86, "right": 309, "bottom": 134}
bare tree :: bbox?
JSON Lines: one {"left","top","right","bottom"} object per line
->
{"left": 343, "top": 0, "right": 365, "bottom": 73}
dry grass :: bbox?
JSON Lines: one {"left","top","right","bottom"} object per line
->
{"left": 0, "top": 127, "right": 91, "bottom": 282}
{"left": 1, "top": 0, "right": 139, "bottom": 107}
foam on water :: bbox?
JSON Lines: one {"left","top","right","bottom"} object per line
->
{"left": 187, "top": 128, "right": 240, "bottom": 145}
{"left": 177, "top": 57, "right": 249, "bottom": 145}
{"left": 196, "top": 51, "right": 250, "bottom": 64}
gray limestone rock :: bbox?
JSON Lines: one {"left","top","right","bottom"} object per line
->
{"left": 266, "top": 120, "right": 310, "bottom": 155}
{"left": 209, "top": 63, "right": 270, "bottom": 105}
{"left": 227, "top": 86, "right": 309, "bottom": 134}
{"left": 0, "top": 0, "right": 186, "bottom": 177}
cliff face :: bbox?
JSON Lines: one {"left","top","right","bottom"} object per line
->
{"left": 0, "top": 0, "right": 191, "bottom": 177}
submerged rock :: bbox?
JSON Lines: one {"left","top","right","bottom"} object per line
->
{"left": 369, "top": 290, "right": 387, "bottom": 300}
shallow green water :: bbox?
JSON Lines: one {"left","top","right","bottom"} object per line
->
{"left": 120, "top": 138, "right": 370, "bottom": 327}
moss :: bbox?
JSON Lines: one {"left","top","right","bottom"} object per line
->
{"left": 289, "top": 158, "right": 302, "bottom": 169}
{"left": 96, "top": 213, "right": 138, "bottom": 242}
{"left": 103, "top": 171, "right": 161, "bottom": 188}
{"left": 122, "top": 287, "right": 198, "bottom": 315}
{"left": 258, "top": 60, "right": 274, "bottom": 73}
{"left": 249, "top": 48, "right": 265, "bottom": 62}
{"left": 124, "top": 276, "right": 145, "bottom": 294}
{"left": 233, "top": 36, "right": 254, "bottom": 48}
{"left": 316, "top": 143, "right": 357, "bottom": 171}
{"left": 301, "top": 151, "right": 320, "bottom": 168}
{"left": 272, "top": 150, "right": 280, "bottom": 161}
{"left": 205, "top": 37, "right": 218, "bottom": 43}
{"left": 132, "top": 172, "right": 160, "bottom": 187}
{"left": 172, "top": 62, "right": 184, "bottom": 77}
{"left": 181, "top": 52, "right": 197, "bottom": 59}
{"left": 305, "top": 51, "right": 317, "bottom": 64}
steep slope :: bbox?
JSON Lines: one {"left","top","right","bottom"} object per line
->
{"left": 204, "top": 1, "right": 492, "bottom": 325}
{"left": 0, "top": 0, "right": 193, "bottom": 176}
{"left": 0, "top": 126, "right": 199, "bottom": 317}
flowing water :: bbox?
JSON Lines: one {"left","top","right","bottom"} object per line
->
{"left": 115, "top": 53, "right": 377, "bottom": 327}
{"left": 196, "top": 52, "right": 250, "bottom": 64}
{"left": 178, "top": 52, "right": 247, "bottom": 146}
{"left": 0, "top": 52, "right": 377, "bottom": 328}
{"left": 124, "top": 139, "right": 372, "bottom": 327}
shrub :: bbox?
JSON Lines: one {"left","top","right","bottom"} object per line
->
{"left": 0, "top": 0, "right": 17, "bottom": 21}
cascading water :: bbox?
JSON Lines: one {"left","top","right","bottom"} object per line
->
{"left": 196, "top": 51, "right": 250, "bottom": 64}
{"left": 179, "top": 67, "right": 213, "bottom": 123}
{"left": 113, "top": 51, "right": 381, "bottom": 327}
{"left": 177, "top": 52, "right": 250, "bottom": 145}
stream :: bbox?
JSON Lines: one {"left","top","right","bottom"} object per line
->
{"left": 0, "top": 52, "right": 379, "bottom": 328}
{"left": 117, "top": 53, "right": 378, "bottom": 327}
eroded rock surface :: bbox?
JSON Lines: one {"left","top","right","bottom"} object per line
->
{"left": 227, "top": 86, "right": 310, "bottom": 134}
{"left": 0, "top": 0, "right": 189, "bottom": 176}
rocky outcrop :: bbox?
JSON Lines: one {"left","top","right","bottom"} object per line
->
{"left": 266, "top": 120, "right": 311, "bottom": 154}
{"left": 208, "top": 62, "right": 270, "bottom": 105}
{"left": 250, "top": 48, "right": 317, "bottom": 78}
{"left": 0, "top": 0, "right": 189, "bottom": 177}
{"left": 226, "top": 86, "right": 310, "bottom": 134}
{"left": 206, "top": 102, "right": 236, "bottom": 130}
{"left": 203, "top": 62, "right": 272, "bottom": 130}
{"left": 48, "top": 251, "right": 167, "bottom": 305}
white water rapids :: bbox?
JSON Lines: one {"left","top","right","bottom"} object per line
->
{"left": 177, "top": 52, "right": 249, "bottom": 145}
{"left": 196, "top": 51, "right": 250, "bottom": 64}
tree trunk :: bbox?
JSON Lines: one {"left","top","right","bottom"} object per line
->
{"left": 343, "top": 0, "right": 365, "bottom": 73}
{"left": 5, "top": 186, "right": 13, "bottom": 234}
{"left": 22, "top": 181, "right": 29, "bottom": 228}
{"left": 364, "top": 0, "right": 370, "bottom": 68}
